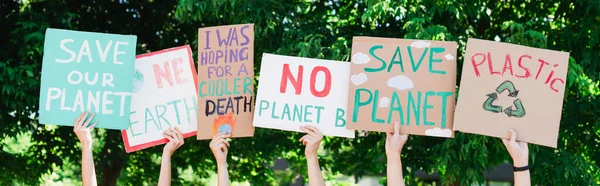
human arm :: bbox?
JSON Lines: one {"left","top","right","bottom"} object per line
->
{"left": 209, "top": 132, "right": 231, "bottom": 186}
{"left": 385, "top": 122, "right": 408, "bottom": 186}
{"left": 158, "top": 127, "right": 184, "bottom": 186}
{"left": 299, "top": 126, "right": 325, "bottom": 186}
{"left": 73, "top": 112, "right": 98, "bottom": 186}
{"left": 502, "top": 129, "right": 530, "bottom": 186}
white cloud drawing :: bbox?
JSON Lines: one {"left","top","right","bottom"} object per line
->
{"left": 444, "top": 53, "right": 455, "bottom": 60}
{"left": 352, "top": 52, "right": 371, "bottom": 64}
{"left": 379, "top": 97, "right": 390, "bottom": 108}
{"left": 410, "top": 40, "right": 431, "bottom": 48}
{"left": 425, "top": 128, "right": 453, "bottom": 137}
{"left": 350, "top": 73, "right": 368, "bottom": 85}
{"left": 387, "top": 75, "right": 414, "bottom": 90}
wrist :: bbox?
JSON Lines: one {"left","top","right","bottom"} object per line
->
{"left": 305, "top": 151, "right": 318, "bottom": 160}
{"left": 513, "top": 157, "right": 528, "bottom": 167}
{"left": 162, "top": 151, "right": 173, "bottom": 158}
{"left": 81, "top": 142, "right": 92, "bottom": 150}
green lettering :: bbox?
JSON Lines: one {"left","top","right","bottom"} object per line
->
{"left": 233, "top": 77, "right": 241, "bottom": 95}
{"left": 129, "top": 111, "right": 142, "bottom": 136}
{"left": 167, "top": 99, "right": 182, "bottom": 125}
{"left": 304, "top": 105, "right": 313, "bottom": 123}
{"left": 407, "top": 46, "right": 428, "bottom": 72}
{"left": 270, "top": 102, "right": 279, "bottom": 119}
{"left": 335, "top": 108, "right": 346, "bottom": 127}
{"left": 372, "top": 90, "right": 385, "bottom": 123}
{"left": 258, "top": 100, "right": 269, "bottom": 117}
{"left": 144, "top": 108, "right": 157, "bottom": 134}
{"left": 293, "top": 104, "right": 303, "bottom": 122}
{"left": 387, "top": 46, "right": 404, "bottom": 72}
{"left": 243, "top": 77, "right": 253, "bottom": 94}
{"left": 387, "top": 91, "right": 404, "bottom": 125}
{"left": 423, "top": 91, "right": 435, "bottom": 126}
{"left": 436, "top": 91, "right": 453, "bottom": 128}
{"left": 282, "top": 103, "right": 291, "bottom": 121}
{"left": 314, "top": 106, "right": 324, "bottom": 124}
{"left": 407, "top": 91, "right": 422, "bottom": 126}
{"left": 429, "top": 47, "right": 446, "bottom": 74}
{"left": 155, "top": 105, "right": 171, "bottom": 128}
{"left": 352, "top": 88, "right": 373, "bottom": 122}
{"left": 365, "top": 45, "right": 386, "bottom": 72}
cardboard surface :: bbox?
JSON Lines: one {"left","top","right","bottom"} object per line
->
{"left": 38, "top": 28, "right": 137, "bottom": 129}
{"left": 121, "top": 46, "right": 198, "bottom": 152}
{"left": 346, "top": 37, "right": 457, "bottom": 137}
{"left": 197, "top": 24, "right": 255, "bottom": 139}
{"left": 253, "top": 54, "right": 355, "bottom": 138}
{"left": 454, "top": 38, "right": 569, "bottom": 148}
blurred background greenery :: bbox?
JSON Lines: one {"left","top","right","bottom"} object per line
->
{"left": 1, "top": 0, "right": 599, "bottom": 185}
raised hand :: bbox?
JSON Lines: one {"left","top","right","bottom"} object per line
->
{"left": 210, "top": 132, "right": 231, "bottom": 164}
{"left": 162, "top": 126, "right": 184, "bottom": 156}
{"left": 385, "top": 122, "right": 409, "bottom": 158}
{"left": 299, "top": 125, "right": 323, "bottom": 158}
{"left": 73, "top": 112, "right": 98, "bottom": 148}
{"left": 502, "top": 129, "right": 529, "bottom": 167}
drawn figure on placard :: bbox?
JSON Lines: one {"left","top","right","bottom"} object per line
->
{"left": 482, "top": 80, "right": 526, "bottom": 118}
{"left": 212, "top": 112, "right": 236, "bottom": 135}
{"left": 132, "top": 69, "right": 144, "bottom": 93}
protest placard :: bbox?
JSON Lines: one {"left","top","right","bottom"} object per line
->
{"left": 253, "top": 54, "right": 355, "bottom": 138}
{"left": 38, "top": 28, "right": 136, "bottom": 129}
{"left": 121, "top": 46, "right": 198, "bottom": 152}
{"left": 346, "top": 37, "right": 457, "bottom": 137}
{"left": 454, "top": 38, "right": 569, "bottom": 148}
{"left": 197, "top": 24, "right": 255, "bottom": 139}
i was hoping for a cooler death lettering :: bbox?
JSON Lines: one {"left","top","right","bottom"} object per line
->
{"left": 197, "top": 24, "right": 255, "bottom": 139}
{"left": 253, "top": 54, "right": 355, "bottom": 138}
{"left": 453, "top": 38, "right": 570, "bottom": 148}
{"left": 38, "top": 28, "right": 137, "bottom": 130}
{"left": 346, "top": 37, "right": 457, "bottom": 138}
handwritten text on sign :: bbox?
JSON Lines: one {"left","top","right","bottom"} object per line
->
{"left": 254, "top": 54, "right": 354, "bottom": 138}
{"left": 197, "top": 24, "right": 255, "bottom": 139}
{"left": 122, "top": 46, "right": 198, "bottom": 152}
{"left": 346, "top": 37, "right": 457, "bottom": 137}
{"left": 38, "top": 28, "right": 137, "bottom": 129}
{"left": 453, "top": 38, "right": 569, "bottom": 148}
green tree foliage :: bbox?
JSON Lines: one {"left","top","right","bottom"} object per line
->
{"left": 1, "top": 0, "right": 599, "bottom": 185}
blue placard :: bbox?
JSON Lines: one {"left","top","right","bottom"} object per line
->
{"left": 38, "top": 28, "right": 137, "bottom": 130}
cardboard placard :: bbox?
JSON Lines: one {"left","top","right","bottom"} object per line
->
{"left": 346, "top": 37, "right": 457, "bottom": 137}
{"left": 253, "top": 54, "right": 355, "bottom": 138}
{"left": 38, "top": 28, "right": 137, "bottom": 129}
{"left": 454, "top": 38, "right": 569, "bottom": 148}
{"left": 121, "top": 46, "right": 199, "bottom": 153}
{"left": 197, "top": 24, "right": 255, "bottom": 139}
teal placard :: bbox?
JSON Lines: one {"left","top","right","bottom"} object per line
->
{"left": 38, "top": 28, "right": 137, "bottom": 130}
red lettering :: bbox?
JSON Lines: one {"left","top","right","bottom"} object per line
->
{"left": 488, "top": 52, "right": 501, "bottom": 75}
{"left": 535, "top": 59, "right": 550, "bottom": 80}
{"left": 280, "top": 64, "right": 303, "bottom": 95}
{"left": 550, "top": 78, "right": 565, "bottom": 93}
{"left": 471, "top": 53, "right": 486, "bottom": 77}
{"left": 502, "top": 54, "right": 514, "bottom": 76}
{"left": 310, "top": 66, "right": 332, "bottom": 97}
{"left": 153, "top": 61, "right": 173, "bottom": 89}
{"left": 171, "top": 58, "right": 188, "bottom": 84}
{"left": 516, "top": 55, "right": 532, "bottom": 78}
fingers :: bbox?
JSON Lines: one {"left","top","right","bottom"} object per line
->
{"left": 393, "top": 122, "right": 400, "bottom": 135}
{"left": 519, "top": 141, "right": 528, "bottom": 151}
{"left": 74, "top": 112, "right": 85, "bottom": 130}
{"left": 509, "top": 129, "right": 517, "bottom": 143}
{"left": 83, "top": 112, "right": 95, "bottom": 128}
{"left": 213, "top": 132, "right": 229, "bottom": 141}
{"left": 87, "top": 121, "right": 98, "bottom": 130}
{"left": 301, "top": 126, "right": 322, "bottom": 140}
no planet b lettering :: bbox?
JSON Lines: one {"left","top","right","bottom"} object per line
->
{"left": 38, "top": 28, "right": 137, "bottom": 130}
{"left": 197, "top": 24, "right": 256, "bottom": 139}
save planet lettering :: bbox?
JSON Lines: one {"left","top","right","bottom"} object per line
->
{"left": 352, "top": 44, "right": 453, "bottom": 127}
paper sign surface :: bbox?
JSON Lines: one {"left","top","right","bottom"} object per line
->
{"left": 197, "top": 24, "right": 255, "bottom": 139}
{"left": 253, "top": 54, "right": 355, "bottom": 138}
{"left": 454, "top": 38, "right": 569, "bottom": 148}
{"left": 121, "top": 46, "right": 198, "bottom": 153}
{"left": 38, "top": 28, "right": 137, "bottom": 129}
{"left": 346, "top": 37, "right": 457, "bottom": 137}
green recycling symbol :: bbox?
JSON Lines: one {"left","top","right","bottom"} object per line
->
{"left": 482, "top": 80, "right": 526, "bottom": 118}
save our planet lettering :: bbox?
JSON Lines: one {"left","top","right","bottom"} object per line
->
{"left": 347, "top": 37, "right": 457, "bottom": 137}
{"left": 38, "top": 28, "right": 137, "bottom": 129}
{"left": 352, "top": 44, "right": 453, "bottom": 126}
{"left": 44, "top": 38, "right": 131, "bottom": 115}
{"left": 253, "top": 54, "right": 354, "bottom": 138}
